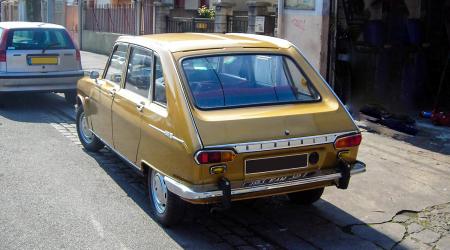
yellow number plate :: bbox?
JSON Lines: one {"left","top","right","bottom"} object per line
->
{"left": 30, "top": 57, "right": 58, "bottom": 65}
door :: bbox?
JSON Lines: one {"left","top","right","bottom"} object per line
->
{"left": 137, "top": 55, "right": 179, "bottom": 173}
{"left": 89, "top": 43, "right": 128, "bottom": 145}
{"left": 112, "top": 46, "right": 153, "bottom": 163}
{"left": 6, "top": 28, "right": 79, "bottom": 73}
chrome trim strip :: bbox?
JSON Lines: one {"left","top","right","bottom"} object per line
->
{"left": 147, "top": 124, "right": 186, "bottom": 145}
{"left": 164, "top": 161, "right": 366, "bottom": 200}
{"left": 205, "top": 131, "right": 356, "bottom": 153}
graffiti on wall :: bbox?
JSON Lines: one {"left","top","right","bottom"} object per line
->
{"left": 291, "top": 18, "right": 306, "bottom": 31}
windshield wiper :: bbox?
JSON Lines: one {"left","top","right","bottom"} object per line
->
{"left": 42, "top": 42, "right": 60, "bottom": 53}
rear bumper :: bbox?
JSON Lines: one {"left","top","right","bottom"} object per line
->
{"left": 164, "top": 161, "right": 366, "bottom": 203}
{"left": 0, "top": 70, "right": 84, "bottom": 92}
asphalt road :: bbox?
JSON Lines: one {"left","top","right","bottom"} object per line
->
{"left": 0, "top": 51, "right": 448, "bottom": 250}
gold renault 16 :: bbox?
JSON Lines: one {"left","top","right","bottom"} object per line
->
{"left": 76, "top": 33, "right": 365, "bottom": 226}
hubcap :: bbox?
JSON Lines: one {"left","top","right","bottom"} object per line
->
{"left": 151, "top": 171, "right": 168, "bottom": 214}
{"left": 79, "top": 112, "right": 94, "bottom": 144}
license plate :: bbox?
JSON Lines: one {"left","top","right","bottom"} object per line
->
{"left": 243, "top": 172, "right": 311, "bottom": 188}
{"left": 29, "top": 56, "right": 58, "bottom": 65}
{"left": 245, "top": 153, "right": 308, "bottom": 175}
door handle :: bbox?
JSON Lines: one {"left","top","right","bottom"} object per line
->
{"left": 136, "top": 101, "right": 145, "bottom": 112}
{"left": 108, "top": 89, "right": 116, "bottom": 96}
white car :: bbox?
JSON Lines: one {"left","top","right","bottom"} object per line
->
{"left": 0, "top": 22, "right": 84, "bottom": 103}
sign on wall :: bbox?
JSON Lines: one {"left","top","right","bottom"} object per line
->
{"left": 285, "top": 0, "right": 316, "bottom": 10}
{"left": 255, "top": 16, "right": 265, "bottom": 33}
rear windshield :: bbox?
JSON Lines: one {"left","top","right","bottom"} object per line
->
{"left": 182, "top": 54, "right": 321, "bottom": 109}
{"left": 7, "top": 28, "right": 74, "bottom": 50}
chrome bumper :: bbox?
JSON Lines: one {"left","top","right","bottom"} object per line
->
{"left": 164, "top": 161, "right": 366, "bottom": 201}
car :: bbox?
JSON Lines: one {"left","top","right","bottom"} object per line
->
{"left": 0, "top": 22, "right": 84, "bottom": 104}
{"left": 76, "top": 33, "right": 366, "bottom": 226}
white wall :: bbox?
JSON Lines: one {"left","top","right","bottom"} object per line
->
{"left": 281, "top": 0, "right": 330, "bottom": 75}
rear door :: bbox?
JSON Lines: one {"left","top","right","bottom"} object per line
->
{"left": 5, "top": 28, "right": 79, "bottom": 73}
{"left": 112, "top": 46, "right": 153, "bottom": 163}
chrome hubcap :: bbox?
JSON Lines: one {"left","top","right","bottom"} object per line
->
{"left": 151, "top": 171, "right": 168, "bottom": 214}
{"left": 79, "top": 112, "right": 94, "bottom": 144}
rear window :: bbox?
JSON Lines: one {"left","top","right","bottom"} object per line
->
{"left": 182, "top": 54, "right": 321, "bottom": 109}
{"left": 7, "top": 28, "right": 74, "bottom": 50}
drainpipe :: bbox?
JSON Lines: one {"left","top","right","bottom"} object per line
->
{"left": 47, "top": 0, "right": 55, "bottom": 23}
{"left": 78, "top": 0, "right": 83, "bottom": 49}
{"left": 135, "top": 0, "right": 142, "bottom": 35}
{"left": 277, "top": 0, "right": 284, "bottom": 38}
{"left": 18, "top": 0, "right": 26, "bottom": 21}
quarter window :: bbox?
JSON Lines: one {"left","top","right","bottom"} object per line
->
{"left": 124, "top": 47, "right": 153, "bottom": 98}
{"left": 104, "top": 44, "right": 128, "bottom": 84}
{"left": 153, "top": 56, "right": 166, "bottom": 105}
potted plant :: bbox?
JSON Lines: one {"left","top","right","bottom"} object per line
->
{"left": 196, "top": 5, "right": 215, "bottom": 29}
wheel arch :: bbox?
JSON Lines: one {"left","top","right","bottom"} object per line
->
{"left": 141, "top": 160, "right": 153, "bottom": 177}
{"left": 76, "top": 94, "right": 85, "bottom": 108}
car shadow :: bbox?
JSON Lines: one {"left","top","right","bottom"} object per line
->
{"left": 0, "top": 93, "right": 398, "bottom": 249}
{"left": 86, "top": 147, "right": 397, "bottom": 249}
{"left": 0, "top": 92, "right": 76, "bottom": 123}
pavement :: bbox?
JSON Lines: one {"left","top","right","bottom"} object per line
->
{"left": 0, "top": 51, "right": 448, "bottom": 249}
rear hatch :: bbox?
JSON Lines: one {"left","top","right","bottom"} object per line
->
{"left": 181, "top": 53, "right": 357, "bottom": 146}
{"left": 5, "top": 28, "right": 79, "bottom": 73}
{"left": 181, "top": 52, "right": 358, "bottom": 183}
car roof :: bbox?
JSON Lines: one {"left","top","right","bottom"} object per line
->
{"left": 0, "top": 22, "right": 66, "bottom": 30}
{"left": 117, "top": 33, "right": 293, "bottom": 53}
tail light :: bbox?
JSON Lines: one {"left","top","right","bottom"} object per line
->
{"left": 334, "top": 133, "right": 362, "bottom": 149}
{"left": 0, "top": 29, "right": 10, "bottom": 62}
{"left": 75, "top": 49, "right": 81, "bottom": 61}
{"left": 195, "top": 150, "right": 236, "bottom": 164}
{"left": 0, "top": 50, "right": 6, "bottom": 62}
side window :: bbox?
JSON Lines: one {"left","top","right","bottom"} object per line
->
{"left": 153, "top": 56, "right": 166, "bottom": 105}
{"left": 254, "top": 55, "right": 274, "bottom": 86}
{"left": 124, "top": 47, "right": 153, "bottom": 98}
{"left": 104, "top": 44, "right": 128, "bottom": 84}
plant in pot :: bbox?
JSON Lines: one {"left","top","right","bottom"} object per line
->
{"left": 196, "top": 5, "right": 215, "bottom": 29}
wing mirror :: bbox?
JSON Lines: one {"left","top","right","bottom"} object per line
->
{"left": 90, "top": 71, "right": 100, "bottom": 80}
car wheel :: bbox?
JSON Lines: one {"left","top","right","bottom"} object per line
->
{"left": 148, "top": 169, "right": 186, "bottom": 227}
{"left": 288, "top": 187, "right": 324, "bottom": 205}
{"left": 76, "top": 105, "right": 104, "bottom": 152}
{"left": 64, "top": 91, "right": 77, "bottom": 105}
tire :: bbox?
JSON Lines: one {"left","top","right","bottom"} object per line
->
{"left": 64, "top": 90, "right": 77, "bottom": 105}
{"left": 148, "top": 169, "right": 186, "bottom": 227}
{"left": 288, "top": 187, "right": 324, "bottom": 205}
{"left": 76, "top": 105, "right": 104, "bottom": 152}
{"left": 0, "top": 93, "right": 5, "bottom": 107}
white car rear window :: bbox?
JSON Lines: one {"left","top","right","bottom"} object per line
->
{"left": 7, "top": 28, "right": 74, "bottom": 50}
